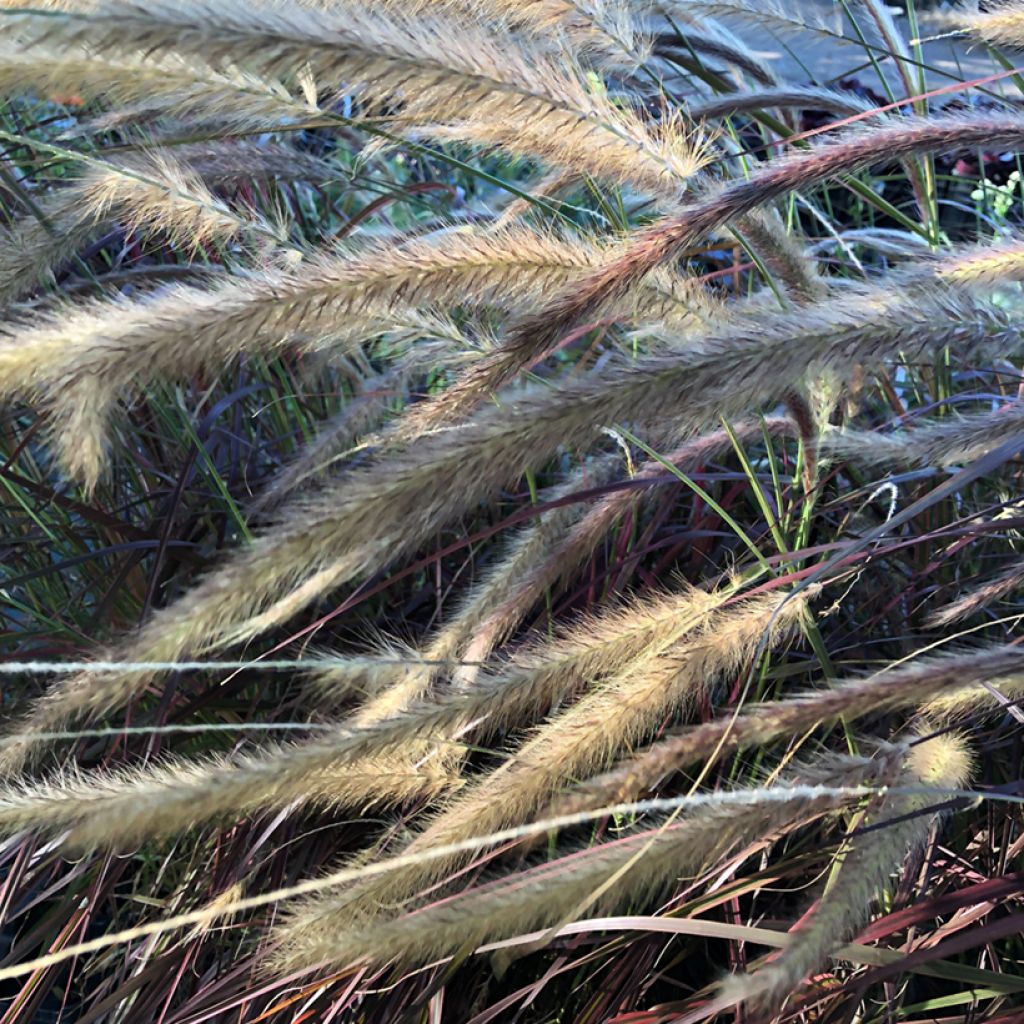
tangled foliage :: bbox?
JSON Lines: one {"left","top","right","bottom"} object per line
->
{"left": 1, "top": 1, "right": 1024, "bottom": 1021}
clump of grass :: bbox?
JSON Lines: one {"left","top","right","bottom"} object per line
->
{"left": 1, "top": 0, "right": 1023, "bottom": 1020}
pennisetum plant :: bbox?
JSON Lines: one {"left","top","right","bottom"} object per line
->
{"left": 0, "top": 0, "right": 1022, "bottom": 1020}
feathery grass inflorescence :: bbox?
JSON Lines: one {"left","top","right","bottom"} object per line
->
{"left": 5, "top": 2, "right": 713, "bottom": 198}
{"left": 0, "top": 148, "right": 264, "bottom": 307}
{"left": 0, "top": 225, "right": 629, "bottom": 488}
{"left": 2, "top": 0, "right": 1024, "bottom": 1012}
{"left": 270, "top": 587, "right": 810, "bottom": 958}
{"left": 455, "top": 418, "right": 796, "bottom": 678}
{"left": 332, "top": 452, "right": 627, "bottom": 710}
{"left": 272, "top": 759, "right": 887, "bottom": 974}
{"left": 728, "top": 734, "right": 973, "bottom": 1013}
{"left": 0, "top": 746, "right": 459, "bottom": 848}
{"left": 470, "top": 113, "right": 1024, "bottom": 395}
{"left": 0, "top": 141, "right": 336, "bottom": 303}
{"left": 0, "top": 584, "right": 734, "bottom": 842}
{"left": 72, "top": 152, "right": 257, "bottom": 247}
{"left": 927, "top": 559, "right": 1024, "bottom": 628}
{"left": 1, "top": 280, "right": 1018, "bottom": 774}
{"left": 934, "top": 236, "right": 1024, "bottom": 286}
{"left": 0, "top": 298, "right": 464, "bottom": 491}
{"left": 0, "top": 38, "right": 327, "bottom": 129}
{"left": 820, "top": 401, "right": 1024, "bottom": 469}
{"left": 551, "top": 646, "right": 1024, "bottom": 817}
{"left": 958, "top": 1, "right": 1024, "bottom": 47}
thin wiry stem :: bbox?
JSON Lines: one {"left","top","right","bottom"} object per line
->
{"left": 247, "top": 359, "right": 434, "bottom": 519}
{"left": 686, "top": 86, "right": 875, "bottom": 121}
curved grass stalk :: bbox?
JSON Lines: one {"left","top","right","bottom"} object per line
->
{"left": 339, "top": 422, "right": 783, "bottom": 715}
{"left": 251, "top": 329, "right": 491, "bottom": 519}
{"left": 731, "top": 733, "right": 973, "bottom": 1013}
{"left": 554, "top": 647, "right": 1024, "bottom": 817}
{"left": 272, "top": 589, "right": 807, "bottom": 944}
{"left": 653, "top": 27, "right": 778, "bottom": 87}
{"left": 686, "top": 86, "right": 875, "bottom": 121}
{"left": 652, "top": 0, "right": 854, "bottom": 50}
{"left": 0, "top": 281, "right": 1016, "bottom": 773}
{"left": 820, "top": 401, "right": 1024, "bottom": 469}
{"left": 270, "top": 752, "right": 883, "bottom": 974}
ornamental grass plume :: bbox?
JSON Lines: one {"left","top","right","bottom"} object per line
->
{"left": 270, "top": 587, "right": 811, "bottom": 964}
{"left": 0, "top": 225, "right": 618, "bottom": 487}
{"left": 958, "top": 1, "right": 1024, "bottom": 47}
{"left": 819, "top": 401, "right": 1024, "bottom": 469}
{"left": 6, "top": 2, "right": 713, "bottom": 197}
{"left": 0, "top": 150, "right": 248, "bottom": 307}
{"left": 728, "top": 733, "right": 973, "bottom": 1015}
{"left": 552, "top": 647, "right": 1024, "bottom": 817}
{"left": 1, "top": 280, "right": 1020, "bottom": 775}
{"left": 0, "top": 583, "right": 734, "bottom": 843}
{"left": 274, "top": 754, "right": 889, "bottom": 974}
{"left": 2, "top": 0, "right": 1024, "bottom": 1015}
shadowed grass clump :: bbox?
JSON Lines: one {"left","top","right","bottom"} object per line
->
{"left": 1, "top": 1, "right": 1024, "bottom": 1021}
